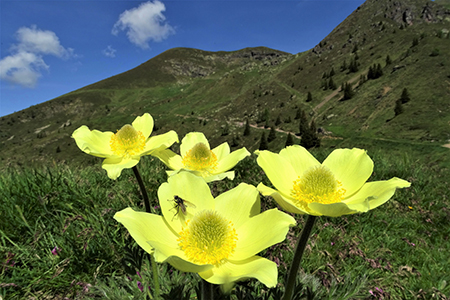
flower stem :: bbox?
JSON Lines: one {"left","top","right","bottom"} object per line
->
{"left": 201, "top": 279, "right": 214, "bottom": 300}
{"left": 132, "top": 165, "right": 151, "bottom": 213}
{"left": 282, "top": 215, "right": 317, "bottom": 300}
{"left": 151, "top": 254, "right": 160, "bottom": 299}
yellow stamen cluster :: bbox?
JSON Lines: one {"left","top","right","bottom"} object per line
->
{"left": 291, "top": 166, "right": 346, "bottom": 211}
{"left": 182, "top": 143, "right": 218, "bottom": 172}
{"left": 178, "top": 210, "right": 238, "bottom": 266}
{"left": 110, "top": 124, "right": 146, "bottom": 157}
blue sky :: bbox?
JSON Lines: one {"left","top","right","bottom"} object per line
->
{"left": 0, "top": 0, "right": 365, "bottom": 117}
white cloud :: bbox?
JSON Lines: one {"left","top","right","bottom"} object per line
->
{"left": 0, "top": 52, "right": 48, "bottom": 88}
{"left": 0, "top": 25, "right": 75, "bottom": 88}
{"left": 112, "top": 1, "right": 175, "bottom": 49}
{"left": 102, "top": 45, "right": 117, "bottom": 58}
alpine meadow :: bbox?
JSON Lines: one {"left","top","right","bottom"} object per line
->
{"left": 1, "top": 0, "right": 449, "bottom": 299}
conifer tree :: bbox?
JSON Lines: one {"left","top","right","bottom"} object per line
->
{"left": 298, "top": 109, "right": 309, "bottom": 136}
{"left": 243, "top": 118, "right": 251, "bottom": 136}
{"left": 386, "top": 54, "right": 392, "bottom": 65}
{"left": 295, "top": 108, "right": 301, "bottom": 120}
{"left": 328, "top": 77, "right": 337, "bottom": 90}
{"left": 400, "top": 88, "right": 410, "bottom": 104}
{"left": 268, "top": 126, "right": 277, "bottom": 142}
{"left": 285, "top": 133, "right": 295, "bottom": 147}
{"left": 329, "top": 67, "right": 335, "bottom": 77}
{"left": 394, "top": 99, "right": 404, "bottom": 116}
{"left": 342, "top": 82, "right": 354, "bottom": 100}
{"left": 275, "top": 115, "right": 282, "bottom": 126}
{"left": 259, "top": 132, "right": 269, "bottom": 150}
{"left": 300, "top": 120, "right": 320, "bottom": 149}
{"left": 306, "top": 92, "right": 313, "bottom": 102}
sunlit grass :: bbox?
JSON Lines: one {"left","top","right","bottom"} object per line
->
{"left": 0, "top": 149, "right": 449, "bottom": 299}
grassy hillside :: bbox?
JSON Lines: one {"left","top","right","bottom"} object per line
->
{"left": 0, "top": 0, "right": 449, "bottom": 170}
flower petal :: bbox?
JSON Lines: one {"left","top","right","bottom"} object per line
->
{"left": 72, "top": 126, "right": 114, "bottom": 158}
{"left": 152, "top": 149, "right": 183, "bottom": 170}
{"left": 204, "top": 171, "right": 235, "bottom": 182}
{"left": 279, "top": 145, "right": 320, "bottom": 176}
{"left": 215, "top": 183, "right": 260, "bottom": 229}
{"left": 345, "top": 177, "right": 411, "bottom": 211}
{"left": 199, "top": 256, "right": 277, "bottom": 288}
{"left": 132, "top": 113, "right": 154, "bottom": 138}
{"left": 143, "top": 130, "right": 179, "bottom": 156}
{"left": 211, "top": 142, "right": 230, "bottom": 161}
{"left": 114, "top": 207, "right": 178, "bottom": 255}
{"left": 231, "top": 208, "right": 295, "bottom": 260}
{"left": 156, "top": 253, "right": 213, "bottom": 273}
{"left": 257, "top": 183, "right": 307, "bottom": 214}
{"left": 158, "top": 172, "right": 215, "bottom": 233}
{"left": 256, "top": 150, "right": 298, "bottom": 194}
{"left": 215, "top": 147, "right": 250, "bottom": 174}
{"left": 180, "top": 132, "right": 209, "bottom": 157}
{"left": 322, "top": 148, "right": 374, "bottom": 197}
{"left": 102, "top": 157, "right": 139, "bottom": 180}
{"left": 307, "top": 202, "right": 358, "bottom": 217}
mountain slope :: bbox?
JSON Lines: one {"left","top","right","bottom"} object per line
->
{"left": 1, "top": 0, "right": 449, "bottom": 168}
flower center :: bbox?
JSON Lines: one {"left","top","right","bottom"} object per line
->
{"left": 182, "top": 143, "right": 218, "bottom": 172}
{"left": 177, "top": 210, "right": 238, "bottom": 266}
{"left": 110, "top": 124, "right": 146, "bottom": 157}
{"left": 291, "top": 166, "right": 346, "bottom": 211}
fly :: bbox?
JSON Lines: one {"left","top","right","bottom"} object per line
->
{"left": 170, "top": 195, "right": 196, "bottom": 219}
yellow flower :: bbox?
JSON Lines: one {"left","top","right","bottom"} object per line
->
{"left": 152, "top": 132, "right": 250, "bottom": 182}
{"left": 114, "top": 172, "right": 295, "bottom": 287}
{"left": 255, "top": 145, "right": 410, "bottom": 217}
{"left": 72, "top": 113, "right": 178, "bottom": 180}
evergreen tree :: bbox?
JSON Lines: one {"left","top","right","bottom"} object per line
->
{"left": 300, "top": 120, "right": 320, "bottom": 149}
{"left": 259, "top": 132, "right": 269, "bottom": 150}
{"left": 400, "top": 88, "right": 411, "bottom": 104}
{"left": 340, "top": 59, "right": 347, "bottom": 71}
{"left": 243, "top": 118, "right": 251, "bottom": 136}
{"left": 349, "top": 58, "right": 358, "bottom": 73}
{"left": 295, "top": 108, "right": 301, "bottom": 120}
{"left": 268, "top": 126, "right": 277, "bottom": 142}
{"left": 306, "top": 92, "right": 313, "bottom": 102}
{"left": 285, "top": 133, "right": 295, "bottom": 147}
{"left": 328, "top": 77, "right": 337, "bottom": 90}
{"left": 275, "top": 115, "right": 282, "bottom": 126}
{"left": 329, "top": 67, "right": 335, "bottom": 77}
{"left": 298, "top": 109, "right": 309, "bottom": 136}
{"left": 394, "top": 99, "right": 404, "bottom": 116}
{"left": 342, "top": 82, "right": 354, "bottom": 100}
{"left": 386, "top": 54, "right": 392, "bottom": 65}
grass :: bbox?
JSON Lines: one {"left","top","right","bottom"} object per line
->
{"left": 1, "top": 144, "right": 449, "bottom": 299}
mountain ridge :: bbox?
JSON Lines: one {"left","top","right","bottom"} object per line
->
{"left": 1, "top": 0, "right": 449, "bottom": 168}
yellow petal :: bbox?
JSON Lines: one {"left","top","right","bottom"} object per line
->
{"left": 158, "top": 172, "right": 214, "bottom": 233}
{"left": 256, "top": 150, "right": 298, "bottom": 195}
{"left": 203, "top": 171, "right": 235, "bottom": 182}
{"left": 102, "top": 157, "right": 139, "bottom": 180}
{"left": 257, "top": 183, "right": 307, "bottom": 214}
{"left": 215, "top": 147, "right": 250, "bottom": 174}
{"left": 279, "top": 145, "right": 320, "bottom": 176}
{"left": 199, "top": 256, "right": 277, "bottom": 288}
{"left": 131, "top": 113, "right": 154, "bottom": 138}
{"left": 307, "top": 202, "right": 358, "bottom": 217}
{"left": 180, "top": 132, "right": 209, "bottom": 157}
{"left": 322, "top": 148, "right": 374, "bottom": 197}
{"left": 345, "top": 177, "right": 411, "bottom": 210}
{"left": 152, "top": 149, "right": 183, "bottom": 170}
{"left": 113, "top": 207, "right": 178, "bottom": 255}
{"left": 143, "top": 130, "right": 179, "bottom": 155}
{"left": 214, "top": 183, "right": 260, "bottom": 229}
{"left": 158, "top": 253, "right": 213, "bottom": 273}
{"left": 231, "top": 208, "right": 296, "bottom": 260}
{"left": 72, "top": 125, "right": 114, "bottom": 158}
{"left": 211, "top": 142, "right": 231, "bottom": 161}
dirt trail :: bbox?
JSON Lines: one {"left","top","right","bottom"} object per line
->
{"left": 443, "top": 144, "right": 450, "bottom": 149}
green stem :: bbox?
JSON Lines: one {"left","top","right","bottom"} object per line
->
{"left": 132, "top": 165, "right": 151, "bottom": 213}
{"left": 151, "top": 254, "right": 160, "bottom": 299}
{"left": 282, "top": 215, "right": 317, "bottom": 300}
{"left": 201, "top": 279, "right": 214, "bottom": 300}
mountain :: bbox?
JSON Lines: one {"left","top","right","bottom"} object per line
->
{"left": 1, "top": 0, "right": 449, "bottom": 169}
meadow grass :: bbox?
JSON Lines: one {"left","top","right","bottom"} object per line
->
{"left": 0, "top": 147, "right": 449, "bottom": 299}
